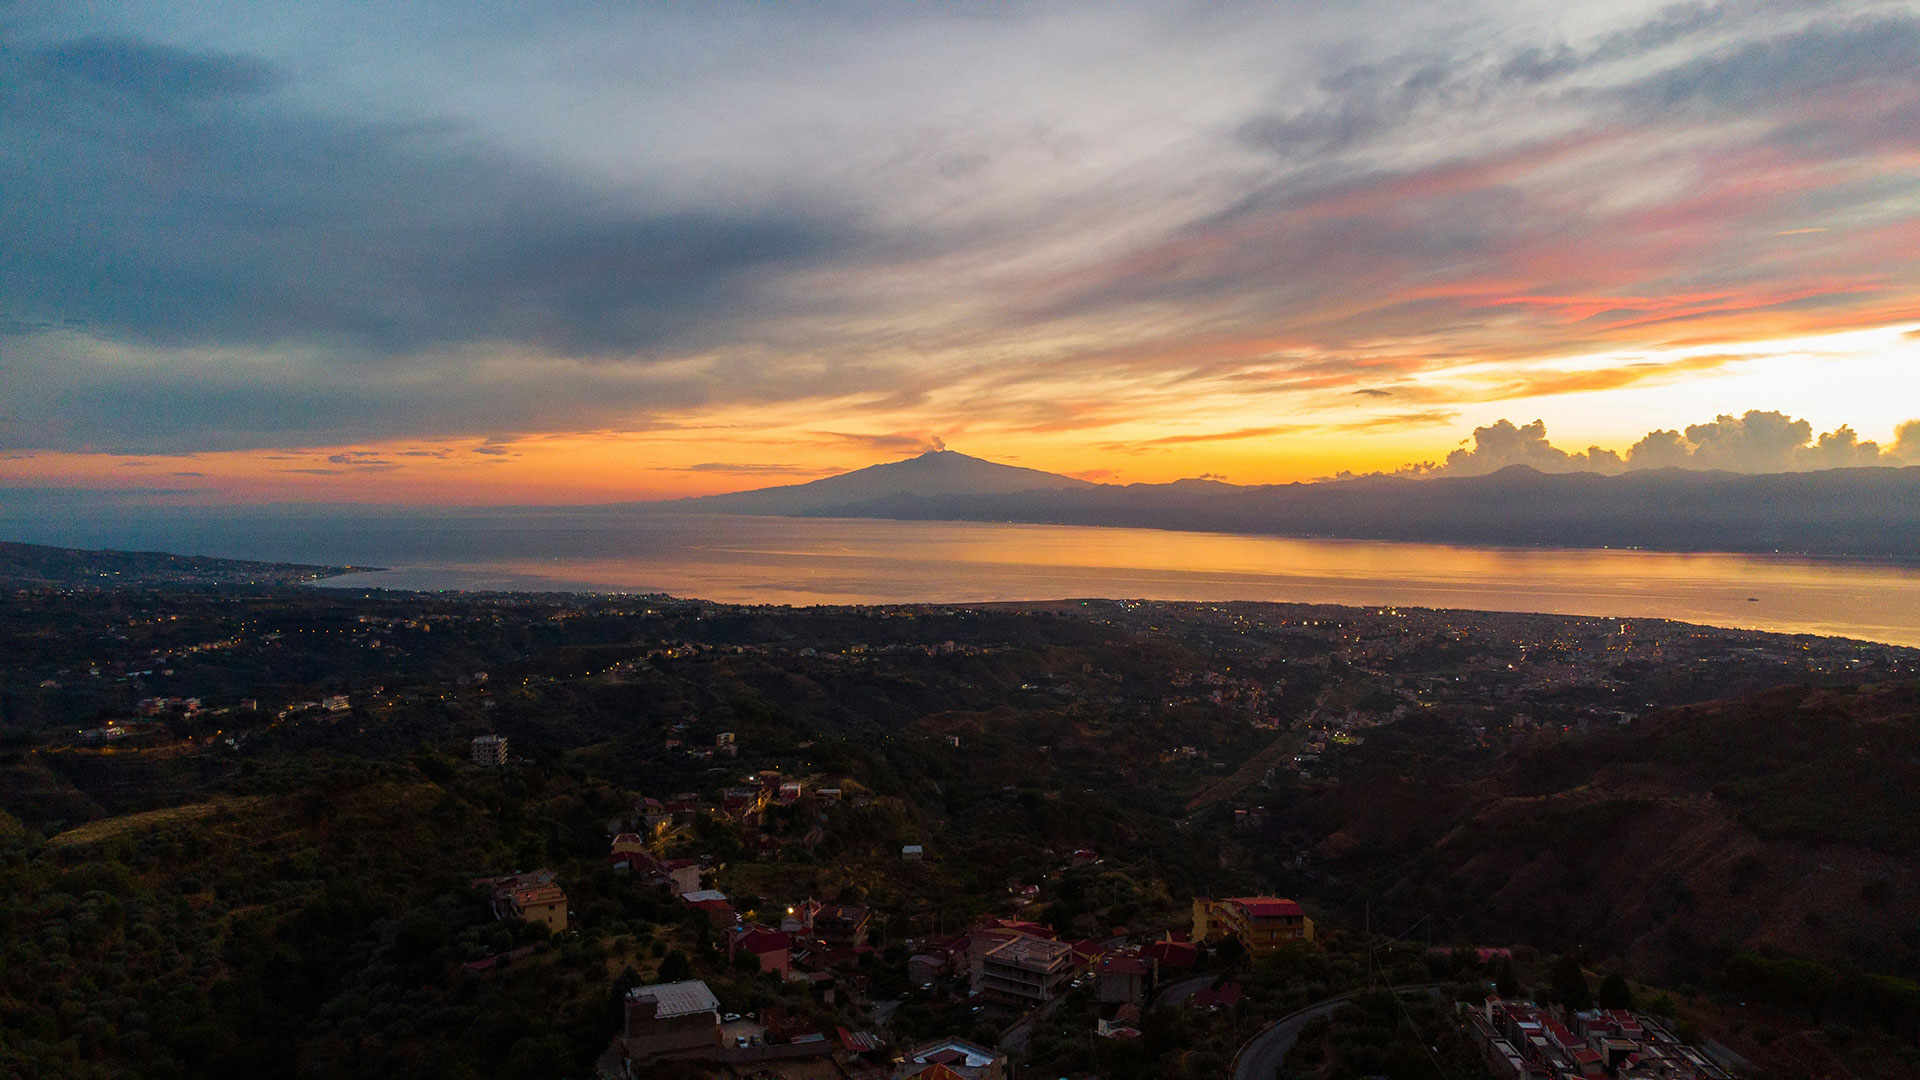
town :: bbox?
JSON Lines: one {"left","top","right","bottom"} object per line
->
{"left": 3, "top": 577, "right": 1917, "bottom": 1079}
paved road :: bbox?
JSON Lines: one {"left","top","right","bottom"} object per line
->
{"left": 999, "top": 992, "right": 1068, "bottom": 1054}
{"left": 1231, "top": 997, "right": 1350, "bottom": 1080}
{"left": 1231, "top": 985, "right": 1440, "bottom": 1080}
{"left": 1154, "top": 972, "right": 1222, "bottom": 1011}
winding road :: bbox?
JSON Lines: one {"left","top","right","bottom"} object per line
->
{"left": 1230, "top": 984, "right": 1440, "bottom": 1080}
{"left": 1153, "top": 972, "right": 1223, "bottom": 1011}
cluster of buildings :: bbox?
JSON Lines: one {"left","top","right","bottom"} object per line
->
{"left": 1083, "top": 601, "right": 1917, "bottom": 755}
{"left": 904, "top": 915, "right": 1200, "bottom": 1016}
{"left": 1465, "top": 999, "right": 1736, "bottom": 1080}
{"left": 603, "top": 769, "right": 839, "bottom": 870}
{"left": 619, "top": 974, "right": 1007, "bottom": 1080}
{"left": 134, "top": 695, "right": 205, "bottom": 716}
{"left": 275, "top": 693, "right": 353, "bottom": 721}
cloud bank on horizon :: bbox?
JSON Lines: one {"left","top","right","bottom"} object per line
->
{"left": 1401, "top": 411, "right": 1920, "bottom": 477}
{"left": 1, "top": 1, "right": 1917, "bottom": 500}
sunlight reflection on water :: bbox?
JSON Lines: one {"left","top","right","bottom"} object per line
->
{"left": 311, "top": 515, "right": 1920, "bottom": 646}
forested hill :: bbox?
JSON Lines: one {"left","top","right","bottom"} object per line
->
{"left": 1286, "top": 682, "right": 1920, "bottom": 984}
{"left": 0, "top": 542, "right": 361, "bottom": 586}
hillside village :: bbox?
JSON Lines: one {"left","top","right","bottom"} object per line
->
{"left": 3, "top": 575, "right": 1919, "bottom": 1079}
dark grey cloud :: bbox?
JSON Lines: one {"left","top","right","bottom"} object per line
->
{"left": 1620, "top": 13, "right": 1920, "bottom": 115}
{"left": 812, "top": 431, "right": 946, "bottom": 455}
{"left": 1238, "top": 3, "right": 1912, "bottom": 165}
{"left": 0, "top": 30, "right": 885, "bottom": 453}
{"left": 0, "top": 34, "right": 861, "bottom": 362}
{"left": 32, "top": 34, "right": 281, "bottom": 100}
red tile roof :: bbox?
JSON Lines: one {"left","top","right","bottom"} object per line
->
{"left": 735, "top": 928, "right": 791, "bottom": 954}
{"left": 1227, "top": 896, "right": 1303, "bottom": 918}
{"left": 514, "top": 884, "right": 566, "bottom": 906}
{"left": 837, "top": 1027, "right": 884, "bottom": 1053}
{"left": 977, "top": 917, "right": 1053, "bottom": 937}
{"left": 1145, "top": 940, "right": 1198, "bottom": 969}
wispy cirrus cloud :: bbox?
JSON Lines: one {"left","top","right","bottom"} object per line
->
{"left": 673, "top": 462, "right": 840, "bottom": 477}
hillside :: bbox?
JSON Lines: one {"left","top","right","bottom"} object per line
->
{"left": 0, "top": 758, "right": 668, "bottom": 1080}
{"left": 4, "top": 583, "right": 1917, "bottom": 1078}
{"left": 0, "top": 541, "right": 362, "bottom": 586}
{"left": 1282, "top": 683, "right": 1920, "bottom": 982}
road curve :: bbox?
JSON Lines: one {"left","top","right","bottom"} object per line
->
{"left": 1153, "top": 972, "right": 1222, "bottom": 1011}
{"left": 1230, "top": 984, "right": 1440, "bottom": 1080}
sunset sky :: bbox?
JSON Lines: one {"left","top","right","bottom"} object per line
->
{"left": 3, "top": 1, "right": 1918, "bottom": 503}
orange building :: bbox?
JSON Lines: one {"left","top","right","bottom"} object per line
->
{"left": 510, "top": 883, "right": 569, "bottom": 933}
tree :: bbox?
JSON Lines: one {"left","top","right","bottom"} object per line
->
{"left": 658, "top": 949, "right": 693, "bottom": 983}
{"left": 1850, "top": 973, "right": 1920, "bottom": 1047}
{"left": 1494, "top": 957, "right": 1520, "bottom": 999}
{"left": 1770, "top": 956, "right": 1839, "bottom": 1025}
{"left": 1597, "top": 972, "right": 1633, "bottom": 1010}
{"left": 1550, "top": 956, "right": 1593, "bottom": 1010}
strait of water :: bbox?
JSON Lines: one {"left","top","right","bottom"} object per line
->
{"left": 10, "top": 507, "right": 1911, "bottom": 646}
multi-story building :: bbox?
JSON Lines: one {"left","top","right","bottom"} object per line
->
{"left": 478, "top": 869, "right": 568, "bottom": 933}
{"left": 470, "top": 734, "right": 507, "bottom": 766}
{"left": 814, "top": 904, "right": 871, "bottom": 948}
{"left": 977, "top": 935, "right": 1076, "bottom": 1007}
{"left": 623, "top": 980, "right": 720, "bottom": 1064}
{"left": 1192, "top": 896, "right": 1314, "bottom": 957}
{"left": 728, "top": 926, "right": 794, "bottom": 977}
{"left": 1096, "top": 953, "right": 1155, "bottom": 1005}
{"left": 508, "top": 883, "right": 568, "bottom": 933}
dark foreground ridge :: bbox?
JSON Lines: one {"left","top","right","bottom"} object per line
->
{"left": 662, "top": 450, "right": 1920, "bottom": 561}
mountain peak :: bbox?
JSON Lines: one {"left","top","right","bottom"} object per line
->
{"left": 668, "top": 448, "right": 1093, "bottom": 515}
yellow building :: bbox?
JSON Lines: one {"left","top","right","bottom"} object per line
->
{"left": 1192, "top": 896, "right": 1312, "bottom": 957}
{"left": 510, "top": 883, "right": 569, "bottom": 933}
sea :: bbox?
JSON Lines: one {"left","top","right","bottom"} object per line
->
{"left": 8, "top": 507, "right": 1920, "bottom": 647}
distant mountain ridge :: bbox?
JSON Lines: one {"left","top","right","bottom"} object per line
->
{"left": 658, "top": 451, "right": 1920, "bottom": 560}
